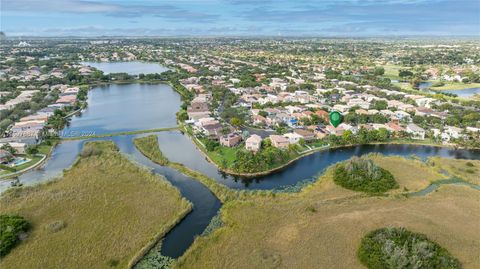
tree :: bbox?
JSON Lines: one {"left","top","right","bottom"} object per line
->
{"left": 205, "top": 140, "right": 219, "bottom": 152}
{"left": 371, "top": 100, "right": 388, "bottom": 110}
{"left": 398, "top": 69, "right": 414, "bottom": 78}
{"left": 342, "top": 130, "right": 354, "bottom": 144}
{"left": 373, "top": 67, "right": 385, "bottom": 76}
{"left": 1, "top": 143, "right": 16, "bottom": 155}
{"left": 230, "top": 117, "right": 243, "bottom": 127}
{"left": 176, "top": 110, "right": 188, "bottom": 121}
{"left": 377, "top": 128, "right": 389, "bottom": 141}
{"left": 26, "top": 145, "right": 39, "bottom": 155}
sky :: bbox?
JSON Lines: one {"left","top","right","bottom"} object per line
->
{"left": 1, "top": 0, "right": 479, "bottom": 37}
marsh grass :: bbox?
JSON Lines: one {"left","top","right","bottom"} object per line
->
{"left": 428, "top": 157, "right": 480, "bottom": 185}
{"left": 174, "top": 155, "right": 479, "bottom": 269}
{"left": 0, "top": 141, "right": 192, "bottom": 269}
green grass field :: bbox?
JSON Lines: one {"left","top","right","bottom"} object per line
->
{"left": 0, "top": 155, "right": 44, "bottom": 176}
{"left": 0, "top": 141, "right": 192, "bottom": 269}
{"left": 174, "top": 155, "right": 479, "bottom": 269}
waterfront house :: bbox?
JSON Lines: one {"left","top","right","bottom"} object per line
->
{"left": 294, "top": 129, "right": 315, "bottom": 141}
{"left": 284, "top": 132, "right": 303, "bottom": 144}
{"left": 220, "top": 133, "right": 242, "bottom": 147}
{"left": 444, "top": 126, "right": 463, "bottom": 139}
{"left": 406, "top": 123, "right": 426, "bottom": 140}
{"left": 245, "top": 134, "right": 262, "bottom": 152}
{"left": 269, "top": 135, "right": 290, "bottom": 149}
{"left": 0, "top": 142, "right": 27, "bottom": 154}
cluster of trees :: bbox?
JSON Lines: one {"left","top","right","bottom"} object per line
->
{"left": 344, "top": 113, "right": 390, "bottom": 125}
{"left": 326, "top": 128, "right": 391, "bottom": 146}
{"left": 333, "top": 156, "right": 398, "bottom": 194}
{"left": 0, "top": 214, "right": 30, "bottom": 257}
{"left": 234, "top": 71, "right": 261, "bottom": 88}
{"left": 358, "top": 227, "right": 461, "bottom": 269}
{"left": 231, "top": 140, "right": 295, "bottom": 173}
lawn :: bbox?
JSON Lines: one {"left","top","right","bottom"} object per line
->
{"left": 175, "top": 155, "right": 480, "bottom": 269}
{"left": 382, "top": 64, "right": 410, "bottom": 80}
{"left": 0, "top": 155, "right": 44, "bottom": 176}
{"left": 0, "top": 141, "right": 192, "bottom": 269}
{"left": 204, "top": 143, "right": 238, "bottom": 168}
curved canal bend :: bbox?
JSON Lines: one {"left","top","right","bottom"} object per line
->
{"left": 1, "top": 62, "right": 479, "bottom": 261}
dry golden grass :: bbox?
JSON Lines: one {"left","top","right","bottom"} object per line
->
{"left": 0, "top": 141, "right": 191, "bottom": 269}
{"left": 371, "top": 155, "right": 446, "bottom": 193}
{"left": 429, "top": 157, "right": 480, "bottom": 185}
{"left": 175, "top": 156, "right": 480, "bottom": 269}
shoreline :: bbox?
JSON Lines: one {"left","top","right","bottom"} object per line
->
{"left": 182, "top": 125, "right": 479, "bottom": 178}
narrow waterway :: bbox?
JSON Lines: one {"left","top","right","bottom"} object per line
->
{"left": 154, "top": 130, "right": 480, "bottom": 189}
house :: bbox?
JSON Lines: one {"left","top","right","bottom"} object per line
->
{"left": 202, "top": 122, "right": 223, "bottom": 138}
{"left": 10, "top": 120, "right": 45, "bottom": 139}
{"left": 220, "top": 133, "right": 242, "bottom": 147}
{"left": 252, "top": 115, "right": 267, "bottom": 125}
{"left": 56, "top": 95, "right": 77, "bottom": 105}
{"left": 386, "top": 122, "right": 405, "bottom": 133}
{"left": 284, "top": 132, "right": 303, "bottom": 144}
{"left": 294, "top": 129, "right": 315, "bottom": 141}
{"left": 269, "top": 135, "right": 290, "bottom": 149}
{"left": 444, "top": 126, "right": 463, "bottom": 139}
{"left": 245, "top": 134, "right": 262, "bottom": 152}
{"left": 326, "top": 125, "right": 345, "bottom": 136}
{"left": 0, "top": 142, "right": 27, "bottom": 154}
{"left": 308, "top": 125, "right": 328, "bottom": 139}
{"left": 315, "top": 110, "right": 329, "bottom": 121}
{"left": 0, "top": 149, "right": 12, "bottom": 163}
{"left": 394, "top": 111, "right": 411, "bottom": 122}
{"left": 406, "top": 123, "right": 426, "bottom": 140}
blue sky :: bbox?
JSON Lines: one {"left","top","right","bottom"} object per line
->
{"left": 1, "top": 0, "right": 479, "bottom": 36}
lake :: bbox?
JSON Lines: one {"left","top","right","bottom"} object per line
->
{"left": 441, "top": 87, "right": 480, "bottom": 98}
{"left": 61, "top": 83, "right": 180, "bottom": 137}
{"left": 81, "top": 61, "right": 168, "bottom": 75}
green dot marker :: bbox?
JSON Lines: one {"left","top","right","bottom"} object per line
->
{"left": 329, "top": 111, "right": 342, "bottom": 128}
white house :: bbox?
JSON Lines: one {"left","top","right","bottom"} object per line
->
{"left": 283, "top": 132, "right": 303, "bottom": 144}
{"left": 406, "top": 123, "right": 426, "bottom": 140}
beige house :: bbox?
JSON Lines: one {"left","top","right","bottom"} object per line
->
{"left": 245, "top": 134, "right": 262, "bottom": 152}
{"left": 220, "top": 133, "right": 242, "bottom": 147}
{"left": 269, "top": 135, "right": 290, "bottom": 149}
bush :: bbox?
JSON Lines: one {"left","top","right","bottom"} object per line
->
{"left": 333, "top": 157, "right": 398, "bottom": 194}
{"left": 44, "top": 220, "right": 67, "bottom": 233}
{"left": 358, "top": 227, "right": 461, "bottom": 269}
{"left": 0, "top": 214, "right": 30, "bottom": 257}
{"left": 80, "top": 145, "right": 103, "bottom": 158}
